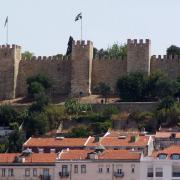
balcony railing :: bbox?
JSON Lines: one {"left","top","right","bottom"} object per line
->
{"left": 172, "top": 172, "right": 180, "bottom": 177}
{"left": 147, "top": 172, "right": 153, "bottom": 177}
{"left": 114, "top": 172, "right": 124, "bottom": 177}
{"left": 39, "top": 175, "right": 51, "bottom": 180}
{"left": 59, "top": 172, "right": 69, "bottom": 177}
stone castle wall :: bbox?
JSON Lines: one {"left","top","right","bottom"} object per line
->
{"left": 16, "top": 56, "right": 71, "bottom": 97}
{"left": 0, "top": 39, "right": 180, "bottom": 100}
{"left": 150, "top": 55, "right": 180, "bottom": 78}
{"left": 92, "top": 58, "right": 127, "bottom": 93}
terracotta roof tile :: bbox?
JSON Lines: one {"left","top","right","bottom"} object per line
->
{"left": 152, "top": 145, "right": 180, "bottom": 159}
{"left": 60, "top": 149, "right": 141, "bottom": 160}
{"left": 23, "top": 137, "right": 87, "bottom": 147}
{"left": 86, "top": 135, "right": 149, "bottom": 147}
{"left": 0, "top": 153, "right": 56, "bottom": 164}
{"left": 155, "top": 132, "right": 180, "bottom": 138}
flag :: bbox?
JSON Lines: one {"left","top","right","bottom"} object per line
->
{"left": 75, "top": 13, "right": 82, "bottom": 21}
{"left": 4, "top": 16, "right": 8, "bottom": 28}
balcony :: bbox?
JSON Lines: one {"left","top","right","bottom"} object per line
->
{"left": 39, "top": 175, "right": 51, "bottom": 180}
{"left": 172, "top": 172, "right": 180, "bottom": 177}
{"left": 59, "top": 172, "right": 69, "bottom": 177}
{"left": 114, "top": 172, "right": 124, "bottom": 177}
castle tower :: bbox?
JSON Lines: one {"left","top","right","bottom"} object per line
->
{"left": 0, "top": 44, "right": 21, "bottom": 100}
{"left": 70, "top": 40, "right": 93, "bottom": 97}
{"left": 127, "top": 39, "right": 151, "bottom": 75}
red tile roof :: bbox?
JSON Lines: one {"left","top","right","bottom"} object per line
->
{"left": 59, "top": 149, "right": 141, "bottom": 160}
{"left": 0, "top": 153, "right": 56, "bottom": 164}
{"left": 155, "top": 132, "right": 180, "bottom": 138}
{"left": 152, "top": 146, "right": 180, "bottom": 159}
{"left": 23, "top": 137, "right": 87, "bottom": 148}
{"left": 86, "top": 135, "right": 149, "bottom": 147}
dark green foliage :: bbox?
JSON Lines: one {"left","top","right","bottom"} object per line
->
{"left": 28, "top": 82, "right": 45, "bottom": 98}
{"left": 29, "top": 93, "right": 49, "bottom": 112}
{"left": 94, "top": 82, "right": 111, "bottom": 99}
{"left": 7, "top": 130, "right": 26, "bottom": 152}
{"left": 167, "top": 45, "right": 180, "bottom": 56}
{"left": 117, "top": 72, "right": 180, "bottom": 102}
{"left": 116, "top": 72, "right": 147, "bottom": 101}
{"left": 65, "top": 98, "right": 92, "bottom": 117}
{"left": 69, "top": 127, "right": 90, "bottom": 137}
{"left": 0, "top": 105, "right": 23, "bottom": 126}
{"left": 25, "top": 112, "right": 49, "bottom": 138}
{"left": 22, "top": 51, "right": 34, "bottom": 59}
{"left": 93, "top": 43, "right": 127, "bottom": 59}
{"left": 91, "top": 121, "right": 111, "bottom": 135}
{"left": 26, "top": 74, "right": 52, "bottom": 98}
{"left": 158, "top": 97, "right": 175, "bottom": 110}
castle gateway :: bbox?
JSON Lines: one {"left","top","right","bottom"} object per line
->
{"left": 0, "top": 39, "right": 180, "bottom": 100}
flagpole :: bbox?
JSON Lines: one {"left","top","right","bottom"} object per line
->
{"left": 81, "top": 14, "right": 82, "bottom": 42}
{"left": 6, "top": 20, "right": 8, "bottom": 45}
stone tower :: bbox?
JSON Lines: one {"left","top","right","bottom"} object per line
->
{"left": 0, "top": 44, "right": 21, "bottom": 100}
{"left": 127, "top": 39, "right": 151, "bottom": 75}
{"left": 70, "top": 40, "right": 93, "bottom": 97}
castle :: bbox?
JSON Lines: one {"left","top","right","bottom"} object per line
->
{"left": 0, "top": 39, "right": 180, "bottom": 100}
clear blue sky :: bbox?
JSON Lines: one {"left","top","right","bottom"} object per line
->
{"left": 0, "top": 0, "right": 180, "bottom": 56}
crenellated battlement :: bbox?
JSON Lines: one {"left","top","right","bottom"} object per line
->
{"left": 93, "top": 56, "right": 126, "bottom": 61}
{"left": 127, "top": 39, "right": 151, "bottom": 47}
{"left": 21, "top": 55, "right": 70, "bottom": 61}
{"left": 151, "top": 55, "right": 180, "bottom": 61}
{"left": 72, "top": 40, "right": 93, "bottom": 48}
{"left": 0, "top": 44, "right": 21, "bottom": 50}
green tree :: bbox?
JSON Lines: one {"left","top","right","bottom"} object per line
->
{"left": 69, "top": 127, "right": 90, "bottom": 137}
{"left": 108, "top": 43, "right": 127, "bottom": 59}
{"left": 22, "top": 51, "right": 34, "bottom": 59}
{"left": 95, "top": 82, "right": 111, "bottom": 102}
{"left": 25, "top": 112, "right": 49, "bottom": 138}
{"left": 65, "top": 98, "right": 91, "bottom": 118}
{"left": 167, "top": 45, "right": 180, "bottom": 56}
{"left": 116, "top": 72, "right": 147, "bottom": 101}
{"left": 27, "top": 74, "right": 52, "bottom": 98}
{"left": 0, "top": 105, "right": 19, "bottom": 126}
{"left": 93, "top": 43, "right": 127, "bottom": 59}
{"left": 44, "top": 105, "right": 65, "bottom": 130}
{"left": 8, "top": 130, "right": 26, "bottom": 152}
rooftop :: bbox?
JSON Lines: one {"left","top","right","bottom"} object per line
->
{"left": 155, "top": 132, "right": 180, "bottom": 138}
{"left": 23, "top": 137, "right": 87, "bottom": 148}
{"left": 59, "top": 149, "right": 141, "bottom": 161}
{"left": 0, "top": 153, "right": 56, "bottom": 164}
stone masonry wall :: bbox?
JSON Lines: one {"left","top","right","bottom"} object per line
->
{"left": 127, "top": 39, "right": 151, "bottom": 75}
{"left": 0, "top": 45, "right": 21, "bottom": 100}
{"left": 16, "top": 56, "right": 71, "bottom": 97}
{"left": 92, "top": 58, "right": 127, "bottom": 93}
{"left": 150, "top": 55, "right": 180, "bottom": 78}
{"left": 70, "top": 40, "right": 93, "bottom": 96}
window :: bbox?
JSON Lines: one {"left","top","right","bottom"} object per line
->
{"left": 172, "top": 154, "right": 180, "bottom": 160}
{"left": 2, "top": 169, "right": 6, "bottom": 177}
{"left": 74, "top": 165, "right": 78, "bottom": 174}
{"left": 107, "top": 167, "right": 110, "bottom": 173}
{"left": 8, "top": 169, "right": 13, "bottom": 176}
{"left": 81, "top": 165, "right": 86, "bottom": 174}
{"left": 117, "top": 169, "right": 122, "bottom": 174}
{"left": 62, "top": 165, "right": 68, "bottom": 173}
{"left": 33, "top": 169, "right": 37, "bottom": 176}
{"left": 43, "top": 168, "right": 49, "bottom": 176}
{"left": 147, "top": 168, "right": 153, "bottom": 177}
{"left": 98, "top": 167, "right": 103, "bottom": 173}
{"left": 25, "top": 169, "right": 30, "bottom": 177}
{"left": 131, "top": 164, "right": 135, "bottom": 173}
{"left": 158, "top": 154, "right": 167, "bottom": 159}
{"left": 155, "top": 168, "right": 163, "bottom": 177}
